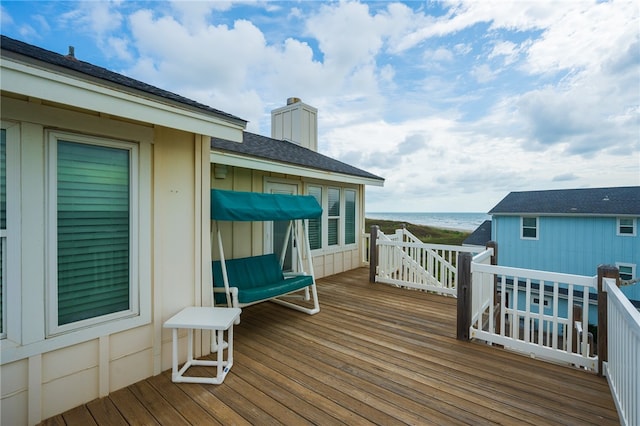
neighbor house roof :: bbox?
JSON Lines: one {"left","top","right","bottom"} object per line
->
{"left": 211, "top": 132, "right": 385, "bottom": 185}
{"left": 463, "top": 220, "right": 492, "bottom": 246}
{"left": 489, "top": 187, "right": 640, "bottom": 216}
{"left": 0, "top": 35, "right": 247, "bottom": 128}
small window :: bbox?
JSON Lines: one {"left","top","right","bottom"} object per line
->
{"left": 521, "top": 217, "right": 538, "bottom": 240}
{"left": 617, "top": 218, "right": 636, "bottom": 236}
{"left": 617, "top": 264, "right": 634, "bottom": 282}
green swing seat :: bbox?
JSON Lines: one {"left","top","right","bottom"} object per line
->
{"left": 212, "top": 254, "right": 313, "bottom": 305}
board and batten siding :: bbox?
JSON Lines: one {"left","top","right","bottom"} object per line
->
{"left": 492, "top": 215, "right": 640, "bottom": 302}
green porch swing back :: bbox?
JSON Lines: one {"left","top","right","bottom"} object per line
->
{"left": 211, "top": 189, "right": 322, "bottom": 221}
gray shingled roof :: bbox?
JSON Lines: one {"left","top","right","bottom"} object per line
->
{"left": 211, "top": 132, "right": 384, "bottom": 182}
{"left": 1, "top": 35, "right": 246, "bottom": 126}
{"left": 489, "top": 187, "right": 640, "bottom": 215}
{"left": 463, "top": 220, "right": 492, "bottom": 246}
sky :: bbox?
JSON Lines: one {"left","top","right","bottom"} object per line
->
{"left": 1, "top": 0, "right": 639, "bottom": 212}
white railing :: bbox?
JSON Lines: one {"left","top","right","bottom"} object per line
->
{"left": 361, "top": 231, "right": 371, "bottom": 265}
{"left": 470, "top": 252, "right": 598, "bottom": 371}
{"left": 602, "top": 277, "right": 640, "bottom": 426}
{"left": 375, "top": 228, "right": 481, "bottom": 296}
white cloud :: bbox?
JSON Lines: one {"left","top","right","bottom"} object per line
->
{"left": 4, "top": 0, "right": 636, "bottom": 212}
{"left": 470, "top": 63, "right": 496, "bottom": 83}
{"left": 489, "top": 40, "right": 519, "bottom": 65}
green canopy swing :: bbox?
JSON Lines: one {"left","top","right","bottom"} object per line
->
{"left": 210, "top": 189, "right": 322, "bottom": 316}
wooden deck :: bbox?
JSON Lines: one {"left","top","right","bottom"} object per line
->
{"left": 41, "top": 268, "right": 619, "bottom": 425}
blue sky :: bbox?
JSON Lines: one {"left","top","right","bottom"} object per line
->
{"left": 2, "top": 0, "right": 639, "bottom": 212}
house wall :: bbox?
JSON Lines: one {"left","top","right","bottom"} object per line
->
{"left": 1, "top": 95, "right": 212, "bottom": 424}
{"left": 492, "top": 215, "right": 640, "bottom": 302}
{"left": 210, "top": 164, "right": 365, "bottom": 278}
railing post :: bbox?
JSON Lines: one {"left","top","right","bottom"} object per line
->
{"left": 486, "top": 241, "right": 498, "bottom": 266}
{"left": 457, "top": 252, "right": 472, "bottom": 340}
{"left": 486, "top": 241, "right": 500, "bottom": 338}
{"left": 369, "top": 225, "right": 379, "bottom": 283}
{"left": 597, "top": 264, "right": 619, "bottom": 376}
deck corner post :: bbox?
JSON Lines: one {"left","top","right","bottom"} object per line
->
{"left": 457, "top": 252, "right": 473, "bottom": 341}
{"left": 597, "top": 264, "right": 619, "bottom": 376}
{"left": 486, "top": 241, "right": 498, "bottom": 265}
{"left": 369, "top": 225, "right": 379, "bottom": 283}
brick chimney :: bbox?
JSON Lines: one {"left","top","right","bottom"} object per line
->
{"left": 271, "top": 97, "right": 318, "bottom": 151}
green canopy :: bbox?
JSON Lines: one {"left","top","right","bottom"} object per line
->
{"left": 211, "top": 189, "right": 322, "bottom": 221}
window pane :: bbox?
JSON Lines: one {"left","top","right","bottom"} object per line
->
{"left": 328, "top": 188, "right": 340, "bottom": 217}
{"left": 328, "top": 218, "right": 338, "bottom": 246}
{"left": 308, "top": 186, "right": 322, "bottom": 250}
{"left": 619, "top": 218, "right": 634, "bottom": 234}
{"left": 619, "top": 265, "right": 633, "bottom": 281}
{"left": 522, "top": 217, "right": 537, "bottom": 238}
{"left": 57, "top": 141, "right": 130, "bottom": 325}
{"left": 345, "top": 189, "right": 356, "bottom": 244}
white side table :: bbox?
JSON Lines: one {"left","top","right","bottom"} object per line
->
{"left": 163, "top": 307, "right": 241, "bottom": 385}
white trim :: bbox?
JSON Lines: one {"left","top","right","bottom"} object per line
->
{"left": 1, "top": 58, "right": 244, "bottom": 141}
{"left": 520, "top": 216, "right": 539, "bottom": 240}
{"left": 211, "top": 151, "right": 384, "bottom": 186}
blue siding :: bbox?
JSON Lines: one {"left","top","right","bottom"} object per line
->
{"left": 492, "top": 215, "right": 640, "bottom": 302}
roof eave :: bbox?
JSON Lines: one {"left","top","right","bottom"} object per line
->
{"left": 1, "top": 53, "right": 246, "bottom": 141}
{"left": 211, "top": 150, "right": 385, "bottom": 187}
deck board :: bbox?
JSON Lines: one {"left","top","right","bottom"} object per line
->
{"left": 40, "top": 268, "right": 619, "bottom": 425}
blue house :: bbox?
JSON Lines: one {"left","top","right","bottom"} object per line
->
{"left": 488, "top": 186, "right": 640, "bottom": 306}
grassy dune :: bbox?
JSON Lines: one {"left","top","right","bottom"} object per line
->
{"left": 365, "top": 218, "right": 471, "bottom": 246}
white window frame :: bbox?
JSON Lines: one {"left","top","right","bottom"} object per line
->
{"left": 616, "top": 263, "right": 635, "bottom": 282}
{"left": 616, "top": 217, "right": 636, "bottom": 236}
{"left": 521, "top": 216, "right": 539, "bottom": 240}
{"left": 46, "top": 131, "right": 140, "bottom": 336}
{"left": 305, "top": 183, "right": 358, "bottom": 252}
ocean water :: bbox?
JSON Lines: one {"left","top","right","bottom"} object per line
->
{"left": 365, "top": 212, "right": 491, "bottom": 232}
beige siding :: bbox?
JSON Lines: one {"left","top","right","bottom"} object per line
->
{"left": 0, "top": 96, "right": 213, "bottom": 424}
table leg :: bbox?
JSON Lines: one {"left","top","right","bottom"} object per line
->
{"left": 228, "top": 325, "right": 234, "bottom": 368}
{"left": 171, "top": 328, "right": 178, "bottom": 381}
{"left": 216, "top": 329, "right": 223, "bottom": 380}
{"left": 187, "top": 327, "right": 193, "bottom": 364}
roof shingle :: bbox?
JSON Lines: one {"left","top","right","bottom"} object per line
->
{"left": 211, "top": 132, "right": 384, "bottom": 182}
{"left": 489, "top": 187, "right": 640, "bottom": 215}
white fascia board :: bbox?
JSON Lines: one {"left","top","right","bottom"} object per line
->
{"left": 1, "top": 59, "right": 244, "bottom": 142}
{"left": 211, "top": 151, "right": 384, "bottom": 187}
